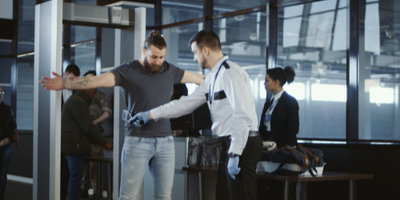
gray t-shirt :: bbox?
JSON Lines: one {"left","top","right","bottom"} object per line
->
{"left": 110, "top": 60, "right": 185, "bottom": 137}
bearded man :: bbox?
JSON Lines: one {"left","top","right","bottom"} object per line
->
{"left": 40, "top": 30, "right": 205, "bottom": 200}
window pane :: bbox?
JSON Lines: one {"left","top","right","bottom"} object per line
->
{"left": 0, "top": 0, "right": 13, "bottom": 19}
{"left": 17, "top": 55, "right": 34, "bottom": 130}
{"left": 70, "top": 41, "right": 96, "bottom": 75}
{"left": 118, "top": 4, "right": 155, "bottom": 27}
{"left": 310, "top": 0, "right": 337, "bottom": 14}
{"left": 284, "top": 5, "right": 304, "bottom": 18}
{"left": 18, "top": 21, "right": 35, "bottom": 54}
{"left": 359, "top": 1, "right": 400, "bottom": 140}
{"left": 162, "top": 22, "right": 203, "bottom": 94}
{"left": 277, "top": 0, "right": 347, "bottom": 139}
{"left": 214, "top": 0, "right": 266, "bottom": 15}
{"left": 0, "top": 57, "right": 12, "bottom": 83}
{"left": 0, "top": 41, "right": 12, "bottom": 56}
{"left": 161, "top": 0, "right": 203, "bottom": 25}
{"left": 18, "top": 0, "right": 35, "bottom": 54}
{"left": 70, "top": 25, "right": 96, "bottom": 44}
{"left": 213, "top": 12, "right": 267, "bottom": 118}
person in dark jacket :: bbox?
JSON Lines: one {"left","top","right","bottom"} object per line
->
{"left": 259, "top": 66, "right": 299, "bottom": 149}
{"left": 62, "top": 88, "right": 113, "bottom": 200}
{"left": 258, "top": 66, "right": 299, "bottom": 200}
{"left": 0, "top": 86, "right": 16, "bottom": 200}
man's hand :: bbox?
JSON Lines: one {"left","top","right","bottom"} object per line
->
{"left": 227, "top": 156, "right": 241, "bottom": 179}
{"left": 130, "top": 111, "right": 151, "bottom": 127}
{"left": 0, "top": 138, "right": 10, "bottom": 147}
{"left": 104, "top": 141, "right": 113, "bottom": 150}
{"left": 263, "top": 141, "right": 277, "bottom": 151}
{"left": 40, "top": 72, "right": 64, "bottom": 90}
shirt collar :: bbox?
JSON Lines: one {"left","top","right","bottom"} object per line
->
{"left": 210, "top": 56, "right": 229, "bottom": 74}
{"left": 272, "top": 90, "right": 284, "bottom": 102}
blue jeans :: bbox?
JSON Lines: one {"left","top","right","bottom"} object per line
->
{"left": 0, "top": 142, "right": 12, "bottom": 199}
{"left": 66, "top": 155, "right": 85, "bottom": 200}
{"left": 119, "top": 136, "right": 175, "bottom": 200}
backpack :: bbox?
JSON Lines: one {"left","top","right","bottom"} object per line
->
{"left": 260, "top": 145, "right": 324, "bottom": 176}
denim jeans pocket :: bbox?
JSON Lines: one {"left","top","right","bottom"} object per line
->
{"left": 166, "top": 135, "right": 174, "bottom": 142}
{"left": 125, "top": 136, "right": 142, "bottom": 143}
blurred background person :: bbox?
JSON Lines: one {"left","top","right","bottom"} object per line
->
{"left": 61, "top": 64, "right": 80, "bottom": 200}
{"left": 80, "top": 70, "right": 112, "bottom": 199}
{"left": 61, "top": 84, "right": 113, "bottom": 200}
{"left": 258, "top": 66, "right": 299, "bottom": 200}
{"left": 259, "top": 66, "right": 299, "bottom": 149}
{"left": 0, "top": 86, "right": 16, "bottom": 200}
{"left": 62, "top": 64, "right": 81, "bottom": 103}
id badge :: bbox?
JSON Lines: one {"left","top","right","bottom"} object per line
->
{"left": 264, "top": 114, "right": 271, "bottom": 131}
{"left": 264, "top": 114, "right": 271, "bottom": 122}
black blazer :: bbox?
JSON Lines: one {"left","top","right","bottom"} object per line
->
{"left": 259, "top": 91, "right": 299, "bottom": 148}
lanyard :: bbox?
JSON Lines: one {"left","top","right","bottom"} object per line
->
{"left": 209, "top": 60, "right": 227, "bottom": 105}
{"left": 266, "top": 99, "right": 279, "bottom": 114}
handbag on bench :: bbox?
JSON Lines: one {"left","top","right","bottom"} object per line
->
{"left": 259, "top": 145, "right": 324, "bottom": 176}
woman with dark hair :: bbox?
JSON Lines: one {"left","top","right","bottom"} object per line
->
{"left": 259, "top": 66, "right": 299, "bottom": 149}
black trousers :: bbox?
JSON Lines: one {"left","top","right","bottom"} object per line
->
{"left": 215, "top": 134, "right": 263, "bottom": 200}
{"left": 61, "top": 153, "right": 69, "bottom": 200}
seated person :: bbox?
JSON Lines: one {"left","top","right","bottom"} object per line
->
{"left": 258, "top": 66, "right": 299, "bottom": 200}
{"left": 259, "top": 66, "right": 299, "bottom": 149}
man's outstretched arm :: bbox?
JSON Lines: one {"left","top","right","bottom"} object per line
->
{"left": 181, "top": 71, "right": 205, "bottom": 85}
{"left": 40, "top": 71, "right": 116, "bottom": 90}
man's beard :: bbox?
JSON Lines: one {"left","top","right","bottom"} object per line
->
{"left": 199, "top": 56, "right": 207, "bottom": 69}
{"left": 144, "top": 57, "right": 163, "bottom": 74}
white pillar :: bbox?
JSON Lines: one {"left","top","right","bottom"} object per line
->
{"left": 33, "top": 1, "right": 63, "bottom": 199}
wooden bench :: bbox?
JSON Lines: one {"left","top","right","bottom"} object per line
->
{"left": 182, "top": 166, "right": 373, "bottom": 200}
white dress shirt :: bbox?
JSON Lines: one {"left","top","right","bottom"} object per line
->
{"left": 151, "top": 56, "right": 258, "bottom": 155}
{"left": 63, "top": 89, "right": 73, "bottom": 103}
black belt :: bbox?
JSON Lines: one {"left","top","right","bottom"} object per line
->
{"left": 220, "top": 131, "right": 259, "bottom": 140}
{"left": 248, "top": 131, "right": 259, "bottom": 137}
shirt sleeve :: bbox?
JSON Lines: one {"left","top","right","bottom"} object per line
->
{"left": 151, "top": 80, "right": 208, "bottom": 119}
{"left": 99, "top": 92, "right": 112, "bottom": 115}
{"left": 168, "top": 62, "right": 185, "bottom": 84}
{"left": 221, "top": 69, "right": 255, "bottom": 155}
{"left": 110, "top": 63, "right": 129, "bottom": 86}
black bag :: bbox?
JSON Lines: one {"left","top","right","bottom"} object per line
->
{"left": 187, "top": 137, "right": 203, "bottom": 166}
{"left": 260, "top": 145, "right": 324, "bottom": 176}
{"left": 187, "top": 137, "right": 222, "bottom": 167}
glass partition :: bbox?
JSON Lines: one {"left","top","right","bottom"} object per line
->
{"left": 276, "top": 0, "right": 347, "bottom": 139}
{"left": 358, "top": 0, "right": 400, "bottom": 140}
{"left": 162, "top": 22, "right": 203, "bottom": 94}
{"left": 214, "top": 0, "right": 265, "bottom": 15}
{"left": 70, "top": 41, "right": 96, "bottom": 75}
{"left": 213, "top": 12, "right": 267, "bottom": 118}
{"left": 18, "top": 0, "right": 35, "bottom": 54}
{"left": 161, "top": 0, "right": 203, "bottom": 25}
{"left": 16, "top": 55, "right": 34, "bottom": 130}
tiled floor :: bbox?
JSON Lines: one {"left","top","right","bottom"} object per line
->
{"left": 4, "top": 180, "right": 32, "bottom": 200}
{"left": 3, "top": 181, "right": 107, "bottom": 200}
